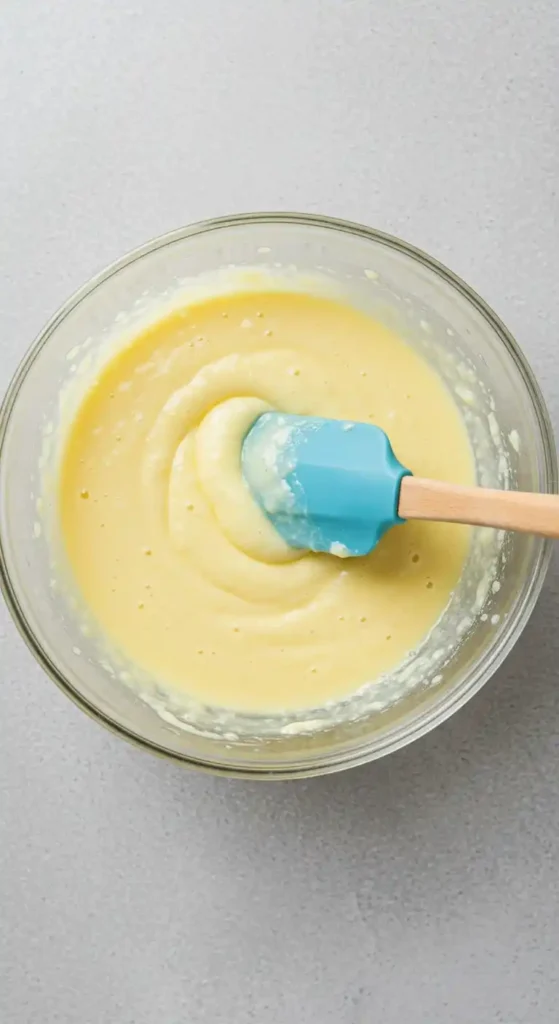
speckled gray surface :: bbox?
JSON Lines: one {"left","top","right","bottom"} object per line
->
{"left": 1, "top": 2, "right": 558, "bottom": 1021}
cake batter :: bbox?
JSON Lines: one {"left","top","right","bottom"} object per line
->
{"left": 59, "top": 290, "right": 474, "bottom": 712}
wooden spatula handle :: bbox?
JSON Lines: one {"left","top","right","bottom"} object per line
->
{"left": 399, "top": 476, "right": 559, "bottom": 538}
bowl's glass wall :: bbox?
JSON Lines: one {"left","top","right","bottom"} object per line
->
{"left": 0, "top": 216, "right": 554, "bottom": 775}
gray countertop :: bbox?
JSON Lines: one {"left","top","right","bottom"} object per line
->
{"left": 1, "top": 2, "right": 558, "bottom": 1021}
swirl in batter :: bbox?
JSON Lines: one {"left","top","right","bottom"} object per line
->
{"left": 59, "top": 289, "right": 473, "bottom": 712}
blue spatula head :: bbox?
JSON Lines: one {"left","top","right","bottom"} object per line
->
{"left": 242, "top": 413, "right": 411, "bottom": 557}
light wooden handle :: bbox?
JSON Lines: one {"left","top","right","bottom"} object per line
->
{"left": 399, "top": 476, "right": 559, "bottom": 538}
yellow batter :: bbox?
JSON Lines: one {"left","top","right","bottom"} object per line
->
{"left": 59, "top": 290, "right": 473, "bottom": 713}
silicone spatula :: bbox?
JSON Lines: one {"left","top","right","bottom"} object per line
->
{"left": 242, "top": 412, "right": 559, "bottom": 557}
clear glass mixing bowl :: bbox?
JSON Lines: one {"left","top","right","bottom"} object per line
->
{"left": 0, "top": 214, "right": 555, "bottom": 778}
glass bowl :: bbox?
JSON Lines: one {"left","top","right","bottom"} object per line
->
{"left": 0, "top": 213, "right": 555, "bottom": 778}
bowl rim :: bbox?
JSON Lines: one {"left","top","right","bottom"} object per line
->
{"left": 0, "top": 211, "right": 556, "bottom": 779}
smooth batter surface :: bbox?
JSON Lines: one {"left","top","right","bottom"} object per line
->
{"left": 59, "top": 290, "right": 474, "bottom": 713}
